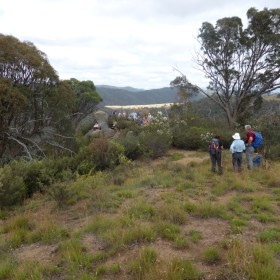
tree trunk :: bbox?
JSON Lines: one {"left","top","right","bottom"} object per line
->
{"left": 225, "top": 108, "right": 237, "bottom": 128}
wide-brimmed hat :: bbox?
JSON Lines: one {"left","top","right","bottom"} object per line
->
{"left": 232, "top": 133, "right": 241, "bottom": 140}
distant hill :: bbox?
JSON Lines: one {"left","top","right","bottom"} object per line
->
{"left": 96, "top": 85, "right": 203, "bottom": 106}
{"left": 97, "top": 85, "right": 143, "bottom": 92}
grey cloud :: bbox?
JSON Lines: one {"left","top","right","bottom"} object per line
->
{"left": 94, "top": 0, "right": 244, "bottom": 20}
{"left": 25, "top": 36, "right": 95, "bottom": 47}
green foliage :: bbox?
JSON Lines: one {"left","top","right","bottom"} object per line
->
{"left": 230, "top": 219, "right": 247, "bottom": 234}
{"left": 2, "top": 215, "right": 34, "bottom": 248}
{"left": 11, "top": 261, "right": 59, "bottom": 280}
{"left": 23, "top": 161, "right": 49, "bottom": 198}
{"left": 65, "top": 78, "right": 102, "bottom": 123}
{"left": 126, "top": 201, "right": 155, "bottom": 220}
{"left": 117, "top": 133, "right": 142, "bottom": 160}
{"left": 0, "top": 165, "right": 26, "bottom": 208}
{"left": 258, "top": 228, "right": 280, "bottom": 243}
{"left": 173, "top": 235, "right": 189, "bottom": 249}
{"left": 59, "top": 239, "right": 95, "bottom": 274}
{"left": 29, "top": 223, "right": 69, "bottom": 244}
{"left": 157, "top": 204, "right": 186, "bottom": 225}
{"left": 136, "top": 113, "right": 172, "bottom": 159}
{"left": 171, "top": 120, "right": 208, "bottom": 150}
{"left": 195, "top": 8, "right": 280, "bottom": 127}
{"left": 166, "top": 258, "right": 202, "bottom": 280}
{"left": 0, "top": 253, "right": 16, "bottom": 279}
{"left": 107, "top": 263, "right": 121, "bottom": 274}
{"left": 227, "top": 241, "right": 280, "bottom": 280}
{"left": 154, "top": 221, "right": 181, "bottom": 241}
{"left": 47, "top": 182, "right": 74, "bottom": 209}
{"left": 88, "top": 135, "right": 126, "bottom": 170}
{"left": 251, "top": 196, "right": 273, "bottom": 213}
{"left": 192, "top": 201, "right": 226, "bottom": 219}
{"left": 202, "top": 247, "right": 221, "bottom": 264}
{"left": 3, "top": 215, "right": 33, "bottom": 233}
{"left": 170, "top": 152, "right": 185, "bottom": 161}
{"left": 189, "top": 229, "right": 203, "bottom": 243}
{"left": 130, "top": 247, "right": 158, "bottom": 279}
{"left": 0, "top": 34, "right": 67, "bottom": 159}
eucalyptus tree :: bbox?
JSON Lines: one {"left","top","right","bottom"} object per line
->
{"left": 173, "top": 8, "right": 280, "bottom": 127}
{"left": 0, "top": 34, "right": 75, "bottom": 159}
{"left": 65, "top": 78, "right": 102, "bottom": 124}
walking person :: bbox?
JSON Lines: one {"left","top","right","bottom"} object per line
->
{"left": 209, "top": 134, "right": 223, "bottom": 174}
{"left": 244, "top": 125, "right": 255, "bottom": 170}
{"left": 230, "top": 133, "right": 245, "bottom": 173}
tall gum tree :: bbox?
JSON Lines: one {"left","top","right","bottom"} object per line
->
{"left": 175, "top": 8, "right": 280, "bottom": 127}
{"left": 0, "top": 34, "right": 75, "bottom": 159}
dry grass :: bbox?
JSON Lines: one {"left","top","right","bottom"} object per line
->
{"left": 0, "top": 150, "right": 279, "bottom": 279}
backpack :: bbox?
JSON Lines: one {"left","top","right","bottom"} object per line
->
{"left": 251, "top": 132, "right": 263, "bottom": 148}
{"left": 253, "top": 155, "right": 262, "bottom": 167}
{"left": 209, "top": 139, "right": 219, "bottom": 155}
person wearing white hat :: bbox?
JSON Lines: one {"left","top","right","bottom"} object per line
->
{"left": 230, "top": 133, "right": 246, "bottom": 172}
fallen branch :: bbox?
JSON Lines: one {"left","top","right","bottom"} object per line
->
{"left": 7, "top": 136, "right": 33, "bottom": 161}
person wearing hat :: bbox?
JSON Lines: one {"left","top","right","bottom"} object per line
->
{"left": 230, "top": 133, "right": 246, "bottom": 172}
{"left": 209, "top": 134, "right": 223, "bottom": 174}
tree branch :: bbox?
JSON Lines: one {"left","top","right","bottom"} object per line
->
{"left": 7, "top": 136, "right": 33, "bottom": 161}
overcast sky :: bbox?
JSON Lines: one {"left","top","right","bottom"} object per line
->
{"left": 0, "top": 0, "right": 279, "bottom": 89}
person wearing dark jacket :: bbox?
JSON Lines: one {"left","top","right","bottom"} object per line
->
{"left": 209, "top": 134, "right": 223, "bottom": 174}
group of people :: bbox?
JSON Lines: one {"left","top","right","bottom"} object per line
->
{"left": 108, "top": 110, "right": 155, "bottom": 129}
{"left": 209, "top": 125, "right": 261, "bottom": 174}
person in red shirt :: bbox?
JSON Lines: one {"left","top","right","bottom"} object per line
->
{"left": 244, "top": 125, "right": 255, "bottom": 170}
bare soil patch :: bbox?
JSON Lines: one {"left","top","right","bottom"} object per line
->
{"left": 14, "top": 243, "right": 58, "bottom": 264}
{"left": 151, "top": 149, "right": 208, "bottom": 167}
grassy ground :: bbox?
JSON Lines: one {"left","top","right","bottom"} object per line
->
{"left": 0, "top": 150, "right": 279, "bottom": 280}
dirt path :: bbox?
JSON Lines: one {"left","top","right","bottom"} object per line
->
{"left": 151, "top": 149, "right": 209, "bottom": 166}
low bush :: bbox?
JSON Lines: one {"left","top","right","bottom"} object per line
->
{"left": 88, "top": 135, "right": 126, "bottom": 170}
{"left": 139, "top": 131, "right": 171, "bottom": 159}
{"left": 0, "top": 165, "right": 26, "bottom": 208}
{"left": 172, "top": 125, "right": 208, "bottom": 150}
{"left": 117, "top": 133, "right": 142, "bottom": 160}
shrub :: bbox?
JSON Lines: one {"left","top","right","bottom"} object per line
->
{"left": 139, "top": 131, "right": 171, "bottom": 159}
{"left": 47, "top": 182, "right": 73, "bottom": 209}
{"left": 172, "top": 126, "right": 208, "bottom": 150}
{"left": 88, "top": 135, "right": 126, "bottom": 170}
{"left": 138, "top": 113, "right": 172, "bottom": 159}
{"left": 42, "top": 157, "right": 77, "bottom": 181}
{"left": 117, "top": 133, "right": 142, "bottom": 160}
{"left": 0, "top": 165, "right": 26, "bottom": 208}
{"left": 115, "top": 119, "right": 133, "bottom": 130}
{"left": 23, "top": 161, "right": 50, "bottom": 197}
